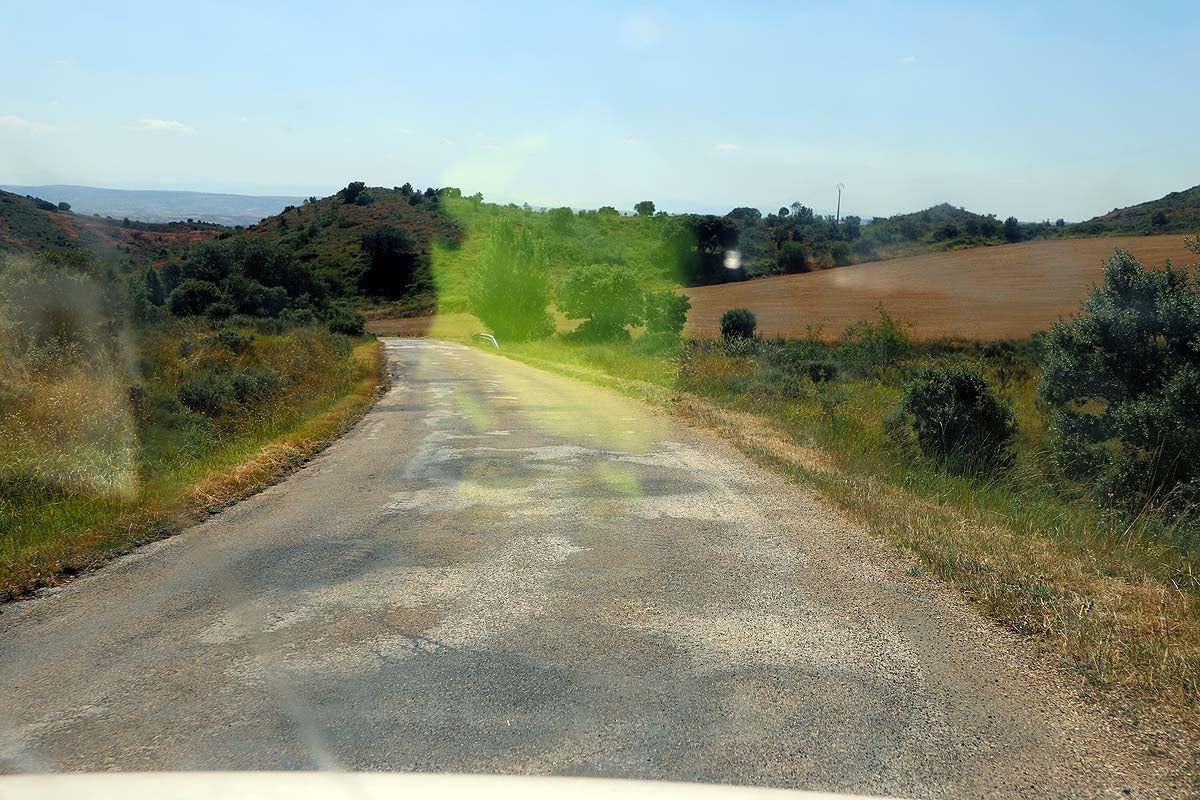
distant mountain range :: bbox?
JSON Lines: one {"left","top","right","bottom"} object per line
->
{"left": 0, "top": 185, "right": 308, "bottom": 226}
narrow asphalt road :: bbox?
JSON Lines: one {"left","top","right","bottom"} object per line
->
{"left": 0, "top": 339, "right": 1164, "bottom": 797}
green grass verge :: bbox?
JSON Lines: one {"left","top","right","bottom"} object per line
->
{"left": 0, "top": 337, "right": 385, "bottom": 601}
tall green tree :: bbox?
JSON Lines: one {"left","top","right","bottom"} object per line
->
{"left": 1003, "top": 216, "right": 1021, "bottom": 242}
{"left": 469, "top": 223, "right": 554, "bottom": 341}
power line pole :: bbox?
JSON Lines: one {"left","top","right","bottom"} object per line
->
{"left": 836, "top": 183, "right": 844, "bottom": 224}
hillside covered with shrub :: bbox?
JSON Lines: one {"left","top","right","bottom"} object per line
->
{"left": 0, "top": 225, "right": 380, "bottom": 599}
{"left": 0, "top": 189, "right": 223, "bottom": 261}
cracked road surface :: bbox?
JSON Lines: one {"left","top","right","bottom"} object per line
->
{"left": 0, "top": 339, "right": 1163, "bottom": 797}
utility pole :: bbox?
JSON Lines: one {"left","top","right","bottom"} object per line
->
{"left": 835, "top": 183, "right": 844, "bottom": 224}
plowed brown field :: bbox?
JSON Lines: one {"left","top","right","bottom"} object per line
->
{"left": 684, "top": 235, "right": 1195, "bottom": 341}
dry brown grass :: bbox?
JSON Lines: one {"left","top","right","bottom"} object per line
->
{"left": 685, "top": 235, "right": 1195, "bottom": 340}
{"left": 0, "top": 340, "right": 386, "bottom": 601}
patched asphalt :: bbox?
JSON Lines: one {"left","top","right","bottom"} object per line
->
{"left": 0, "top": 339, "right": 1169, "bottom": 797}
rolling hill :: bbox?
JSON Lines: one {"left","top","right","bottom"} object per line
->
{"left": 0, "top": 189, "right": 223, "bottom": 260}
{"left": 0, "top": 185, "right": 307, "bottom": 227}
{"left": 1073, "top": 184, "right": 1200, "bottom": 235}
{"left": 683, "top": 235, "right": 1196, "bottom": 341}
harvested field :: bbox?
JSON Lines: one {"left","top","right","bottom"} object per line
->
{"left": 685, "top": 235, "right": 1194, "bottom": 340}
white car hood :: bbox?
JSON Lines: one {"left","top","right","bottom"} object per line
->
{"left": 0, "top": 772, "right": 906, "bottom": 800}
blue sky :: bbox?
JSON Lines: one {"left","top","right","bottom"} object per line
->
{"left": 1, "top": 1, "right": 1196, "bottom": 219}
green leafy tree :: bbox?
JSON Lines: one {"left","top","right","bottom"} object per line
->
{"left": 789, "top": 203, "right": 815, "bottom": 224}
{"left": 469, "top": 223, "right": 554, "bottom": 341}
{"left": 340, "top": 181, "right": 366, "bottom": 204}
{"left": 1039, "top": 246, "right": 1200, "bottom": 510}
{"left": 842, "top": 215, "right": 861, "bottom": 240}
{"left": 548, "top": 207, "right": 574, "bottom": 233}
{"left": 777, "top": 241, "right": 809, "bottom": 274}
{"left": 634, "top": 200, "right": 656, "bottom": 217}
{"left": 644, "top": 290, "right": 691, "bottom": 336}
{"left": 558, "top": 263, "right": 644, "bottom": 341}
{"left": 726, "top": 207, "right": 762, "bottom": 225}
{"left": 360, "top": 225, "right": 421, "bottom": 298}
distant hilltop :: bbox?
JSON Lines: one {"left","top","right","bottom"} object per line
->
{"left": 0, "top": 184, "right": 309, "bottom": 227}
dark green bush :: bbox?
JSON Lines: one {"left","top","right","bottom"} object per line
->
{"left": 323, "top": 304, "right": 366, "bottom": 336}
{"left": 168, "top": 280, "right": 225, "bottom": 316}
{"left": 900, "top": 365, "right": 1016, "bottom": 472}
{"left": 208, "top": 327, "right": 254, "bottom": 354}
{"left": 177, "top": 367, "right": 236, "bottom": 416}
{"left": 231, "top": 368, "right": 281, "bottom": 403}
{"left": 801, "top": 360, "right": 839, "bottom": 383}
{"left": 831, "top": 242, "right": 851, "bottom": 266}
{"left": 777, "top": 241, "right": 810, "bottom": 274}
{"left": 720, "top": 308, "right": 757, "bottom": 340}
{"left": 279, "top": 307, "right": 320, "bottom": 328}
{"left": 1039, "top": 247, "right": 1200, "bottom": 511}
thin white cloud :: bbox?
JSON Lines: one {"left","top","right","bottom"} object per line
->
{"left": 440, "top": 136, "right": 456, "bottom": 146}
{"left": 622, "top": 137, "right": 640, "bottom": 146}
{"left": 622, "top": 10, "right": 667, "bottom": 48}
{"left": 397, "top": 127, "right": 413, "bottom": 135}
{"left": 900, "top": 55, "right": 917, "bottom": 64}
{"left": 132, "top": 117, "right": 194, "bottom": 133}
{"left": 714, "top": 142, "right": 741, "bottom": 152}
{"left": 0, "top": 114, "right": 52, "bottom": 132}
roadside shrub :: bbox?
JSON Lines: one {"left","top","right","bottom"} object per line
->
{"left": 720, "top": 308, "right": 757, "bottom": 340}
{"left": 801, "top": 360, "right": 839, "bottom": 383}
{"left": 835, "top": 306, "right": 911, "bottom": 376}
{"left": 279, "top": 307, "right": 320, "bottom": 328}
{"left": 900, "top": 365, "right": 1016, "bottom": 472}
{"left": 323, "top": 304, "right": 366, "bottom": 336}
{"left": 1039, "top": 247, "right": 1200, "bottom": 512}
{"left": 644, "top": 290, "right": 691, "bottom": 336}
{"left": 177, "top": 367, "right": 236, "bottom": 416}
{"left": 881, "top": 406, "right": 915, "bottom": 444}
{"left": 208, "top": 327, "right": 254, "bottom": 354}
{"left": 559, "top": 263, "right": 643, "bottom": 341}
{"left": 231, "top": 368, "right": 281, "bottom": 403}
